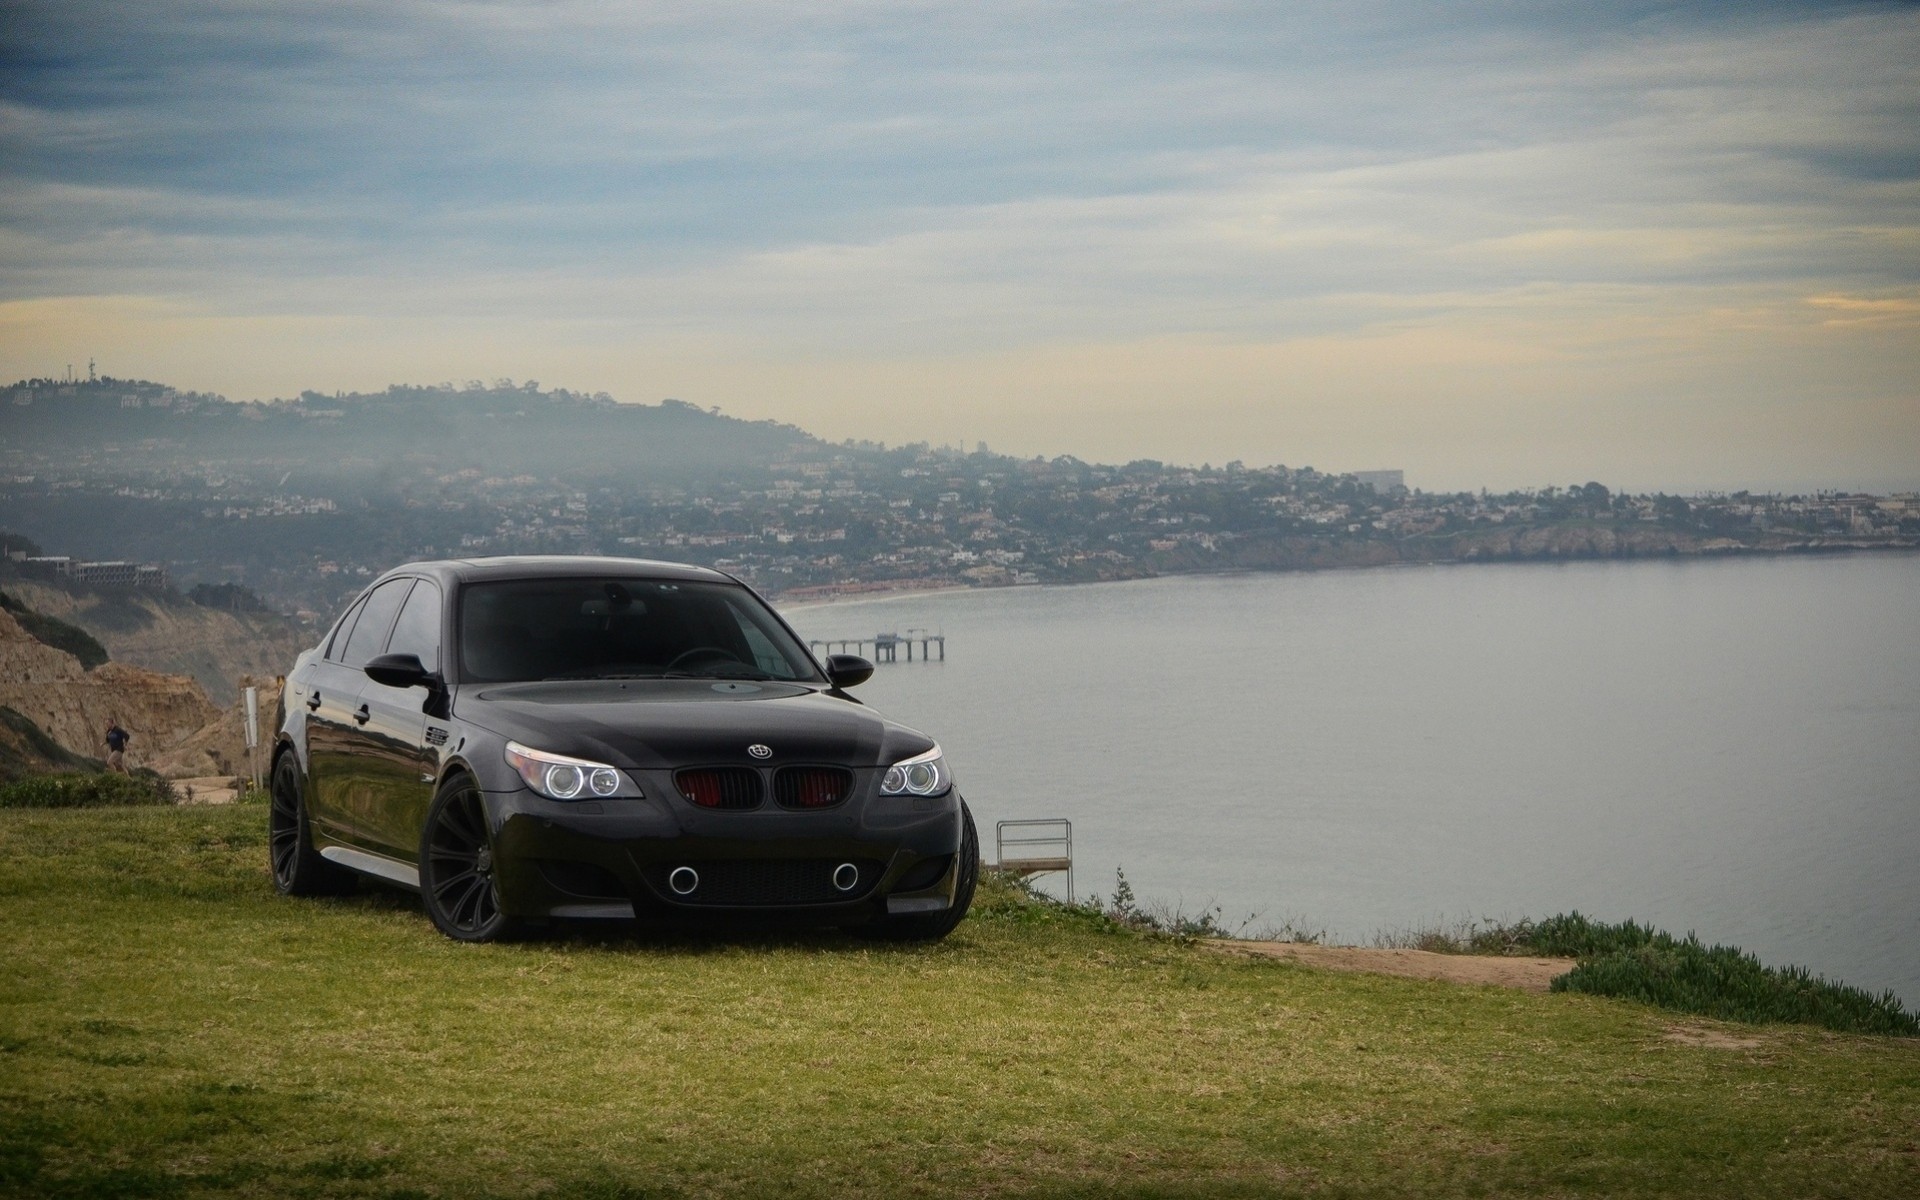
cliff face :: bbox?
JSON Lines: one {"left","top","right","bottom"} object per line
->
{"left": 1, "top": 581, "right": 310, "bottom": 706}
{"left": 1422, "top": 523, "right": 1709, "bottom": 562}
{"left": 0, "top": 608, "right": 220, "bottom": 767}
{"left": 149, "top": 677, "right": 284, "bottom": 779}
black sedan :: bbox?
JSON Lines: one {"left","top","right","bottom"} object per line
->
{"left": 269, "top": 556, "right": 977, "bottom": 942}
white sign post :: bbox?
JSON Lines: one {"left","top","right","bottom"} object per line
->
{"left": 243, "top": 686, "right": 260, "bottom": 793}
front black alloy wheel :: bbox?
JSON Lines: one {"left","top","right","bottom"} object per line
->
{"left": 420, "top": 775, "right": 521, "bottom": 942}
{"left": 268, "top": 751, "right": 354, "bottom": 896}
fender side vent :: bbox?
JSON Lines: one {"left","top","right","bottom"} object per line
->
{"left": 533, "top": 859, "right": 628, "bottom": 901}
{"left": 893, "top": 854, "right": 951, "bottom": 893}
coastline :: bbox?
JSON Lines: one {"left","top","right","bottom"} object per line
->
{"left": 768, "top": 535, "right": 1920, "bottom": 609}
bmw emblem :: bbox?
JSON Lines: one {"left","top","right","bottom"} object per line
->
{"left": 747, "top": 743, "right": 773, "bottom": 760}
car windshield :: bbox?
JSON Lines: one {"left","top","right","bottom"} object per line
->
{"left": 458, "top": 578, "right": 822, "bottom": 684}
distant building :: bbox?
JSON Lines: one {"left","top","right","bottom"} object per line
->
{"left": 1353, "top": 470, "right": 1406, "bottom": 494}
{"left": 70, "top": 561, "right": 138, "bottom": 587}
{"left": 16, "top": 555, "right": 168, "bottom": 589}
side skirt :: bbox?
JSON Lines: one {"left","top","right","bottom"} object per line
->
{"left": 319, "top": 845, "right": 421, "bottom": 891}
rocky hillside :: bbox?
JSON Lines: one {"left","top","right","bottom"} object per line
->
{"left": 0, "top": 606, "right": 220, "bottom": 770}
{"left": 1, "top": 580, "right": 309, "bottom": 706}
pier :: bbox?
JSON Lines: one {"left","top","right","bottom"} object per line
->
{"left": 808, "top": 628, "right": 946, "bottom": 663}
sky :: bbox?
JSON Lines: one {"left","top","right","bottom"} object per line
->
{"left": 2, "top": 0, "right": 1916, "bottom": 492}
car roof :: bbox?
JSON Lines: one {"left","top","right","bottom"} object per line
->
{"left": 374, "top": 555, "right": 737, "bottom": 589}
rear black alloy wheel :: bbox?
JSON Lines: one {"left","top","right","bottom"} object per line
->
{"left": 420, "top": 776, "right": 518, "bottom": 942}
{"left": 268, "top": 751, "right": 354, "bottom": 896}
{"left": 867, "top": 800, "right": 979, "bottom": 942}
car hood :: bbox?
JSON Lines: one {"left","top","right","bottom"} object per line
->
{"left": 452, "top": 678, "right": 933, "bottom": 770}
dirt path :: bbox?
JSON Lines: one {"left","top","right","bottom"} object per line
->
{"left": 172, "top": 775, "right": 242, "bottom": 804}
{"left": 1212, "top": 939, "right": 1575, "bottom": 993}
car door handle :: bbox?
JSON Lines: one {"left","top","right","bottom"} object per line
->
{"left": 306, "top": 693, "right": 322, "bottom": 712}
{"left": 353, "top": 704, "right": 371, "bottom": 726}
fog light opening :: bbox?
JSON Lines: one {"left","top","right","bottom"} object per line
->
{"left": 668, "top": 866, "right": 699, "bottom": 896}
{"left": 831, "top": 862, "right": 859, "bottom": 892}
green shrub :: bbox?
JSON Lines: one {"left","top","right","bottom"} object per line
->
{"left": 1371, "top": 909, "right": 1916, "bottom": 1036}
{"left": 0, "top": 771, "right": 176, "bottom": 809}
{"left": 1527, "top": 912, "right": 1918, "bottom": 1037}
{"left": 1527, "top": 912, "right": 1666, "bottom": 958}
{"left": 1554, "top": 940, "right": 1919, "bottom": 1037}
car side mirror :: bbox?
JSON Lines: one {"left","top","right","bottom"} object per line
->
{"left": 824, "top": 654, "right": 874, "bottom": 689}
{"left": 365, "top": 652, "right": 433, "bottom": 690}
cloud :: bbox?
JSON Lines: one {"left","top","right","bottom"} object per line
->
{"left": 0, "top": 0, "right": 1915, "bottom": 486}
{"left": 1805, "top": 292, "right": 1920, "bottom": 328}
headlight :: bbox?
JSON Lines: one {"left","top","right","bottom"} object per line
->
{"left": 880, "top": 745, "right": 952, "bottom": 797}
{"left": 504, "top": 741, "right": 642, "bottom": 800}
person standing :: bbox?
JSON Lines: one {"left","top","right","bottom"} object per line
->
{"left": 105, "top": 718, "right": 131, "bottom": 773}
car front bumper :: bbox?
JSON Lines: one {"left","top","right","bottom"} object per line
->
{"left": 487, "top": 782, "right": 966, "bottom": 924}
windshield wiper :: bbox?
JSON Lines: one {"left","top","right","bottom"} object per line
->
{"left": 541, "top": 670, "right": 665, "bottom": 681}
{"left": 662, "top": 666, "right": 775, "bottom": 681}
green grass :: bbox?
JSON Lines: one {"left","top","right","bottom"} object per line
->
{"left": 3, "top": 807, "right": 1919, "bottom": 1198}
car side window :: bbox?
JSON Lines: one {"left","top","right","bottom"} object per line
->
{"left": 385, "top": 579, "right": 443, "bottom": 673}
{"left": 338, "top": 579, "right": 414, "bottom": 669}
{"left": 325, "top": 597, "right": 367, "bottom": 662}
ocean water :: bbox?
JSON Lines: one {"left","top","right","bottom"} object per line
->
{"left": 785, "top": 552, "right": 1920, "bottom": 1005}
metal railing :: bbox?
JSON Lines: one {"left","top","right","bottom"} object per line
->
{"left": 994, "top": 818, "right": 1073, "bottom": 901}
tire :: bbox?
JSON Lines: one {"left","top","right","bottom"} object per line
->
{"left": 419, "top": 774, "right": 525, "bottom": 943}
{"left": 865, "top": 800, "right": 979, "bottom": 942}
{"left": 268, "top": 750, "right": 356, "bottom": 896}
